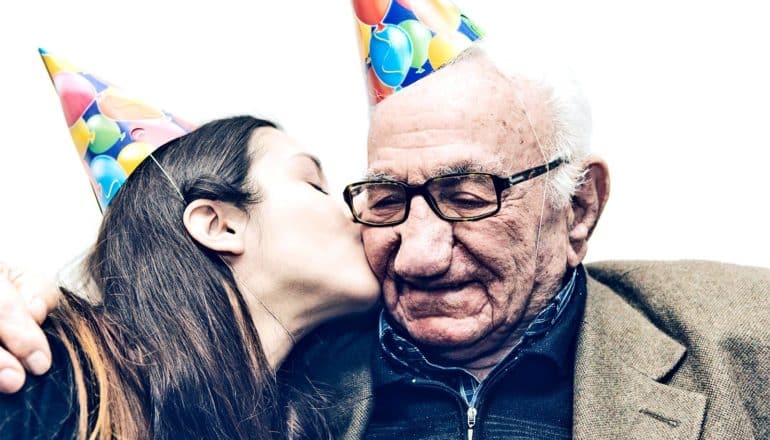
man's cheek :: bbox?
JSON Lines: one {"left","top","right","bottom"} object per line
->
{"left": 457, "top": 219, "right": 524, "bottom": 265}
{"left": 381, "top": 280, "right": 400, "bottom": 313}
{"left": 362, "top": 230, "right": 398, "bottom": 278}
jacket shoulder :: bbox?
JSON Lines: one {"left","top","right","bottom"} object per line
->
{"left": 587, "top": 259, "right": 769, "bottom": 288}
{"left": 584, "top": 259, "right": 770, "bottom": 344}
{"left": 586, "top": 259, "right": 769, "bottom": 319}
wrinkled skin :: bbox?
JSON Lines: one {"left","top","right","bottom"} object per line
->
{"left": 363, "top": 51, "right": 609, "bottom": 376}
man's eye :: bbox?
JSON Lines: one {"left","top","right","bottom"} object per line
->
{"left": 308, "top": 183, "right": 329, "bottom": 195}
{"left": 370, "top": 195, "right": 403, "bottom": 210}
{"left": 454, "top": 198, "right": 487, "bottom": 208}
{"left": 447, "top": 194, "right": 490, "bottom": 208}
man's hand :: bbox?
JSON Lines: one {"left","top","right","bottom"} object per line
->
{"left": 0, "top": 264, "right": 59, "bottom": 393}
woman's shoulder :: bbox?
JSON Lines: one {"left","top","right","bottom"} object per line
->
{"left": 0, "top": 320, "right": 81, "bottom": 439}
{"left": 292, "top": 311, "right": 379, "bottom": 385}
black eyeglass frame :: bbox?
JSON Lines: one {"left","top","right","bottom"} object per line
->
{"left": 343, "top": 158, "right": 566, "bottom": 227}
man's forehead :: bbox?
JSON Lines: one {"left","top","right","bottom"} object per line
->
{"left": 365, "top": 51, "right": 554, "bottom": 183}
{"left": 369, "top": 62, "right": 511, "bottom": 138}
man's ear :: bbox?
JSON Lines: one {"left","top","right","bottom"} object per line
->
{"left": 566, "top": 157, "right": 610, "bottom": 268}
{"left": 183, "top": 199, "right": 248, "bottom": 256}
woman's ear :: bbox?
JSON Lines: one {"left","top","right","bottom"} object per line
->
{"left": 566, "top": 157, "right": 610, "bottom": 268}
{"left": 183, "top": 200, "right": 248, "bottom": 255}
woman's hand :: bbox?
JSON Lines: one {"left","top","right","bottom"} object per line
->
{"left": 0, "top": 264, "right": 59, "bottom": 393}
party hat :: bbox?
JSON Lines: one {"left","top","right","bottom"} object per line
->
{"left": 39, "top": 48, "right": 196, "bottom": 211}
{"left": 352, "top": 0, "right": 484, "bottom": 104}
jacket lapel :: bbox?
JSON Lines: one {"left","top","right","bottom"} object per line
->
{"left": 573, "top": 276, "right": 707, "bottom": 440}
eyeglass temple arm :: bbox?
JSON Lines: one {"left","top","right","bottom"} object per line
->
{"left": 506, "top": 158, "right": 565, "bottom": 187}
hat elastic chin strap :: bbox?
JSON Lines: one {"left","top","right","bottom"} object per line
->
{"left": 147, "top": 153, "right": 185, "bottom": 202}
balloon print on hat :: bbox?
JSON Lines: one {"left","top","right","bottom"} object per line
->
{"left": 409, "top": 0, "right": 461, "bottom": 34}
{"left": 398, "top": 19, "right": 432, "bottom": 72}
{"left": 69, "top": 118, "right": 92, "bottom": 156}
{"left": 117, "top": 142, "right": 154, "bottom": 174}
{"left": 428, "top": 31, "right": 472, "bottom": 70}
{"left": 39, "top": 48, "right": 78, "bottom": 76}
{"left": 351, "top": 0, "right": 483, "bottom": 104}
{"left": 353, "top": 0, "right": 392, "bottom": 25}
{"left": 90, "top": 155, "right": 127, "bottom": 207}
{"left": 368, "top": 67, "right": 395, "bottom": 103}
{"left": 53, "top": 72, "right": 97, "bottom": 126}
{"left": 86, "top": 114, "right": 125, "bottom": 155}
{"left": 369, "top": 24, "right": 413, "bottom": 88}
{"left": 40, "top": 49, "right": 194, "bottom": 212}
{"left": 98, "top": 88, "right": 166, "bottom": 121}
{"left": 358, "top": 20, "right": 373, "bottom": 60}
{"left": 128, "top": 119, "right": 188, "bottom": 147}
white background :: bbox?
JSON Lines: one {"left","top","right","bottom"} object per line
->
{"left": 0, "top": 1, "right": 768, "bottom": 277}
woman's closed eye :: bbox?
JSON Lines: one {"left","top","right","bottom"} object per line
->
{"left": 308, "top": 182, "right": 329, "bottom": 195}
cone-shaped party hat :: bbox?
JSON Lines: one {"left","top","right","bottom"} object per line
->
{"left": 39, "top": 48, "right": 196, "bottom": 211}
{"left": 352, "top": 0, "right": 484, "bottom": 104}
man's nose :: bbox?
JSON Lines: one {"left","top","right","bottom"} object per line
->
{"left": 393, "top": 195, "right": 453, "bottom": 280}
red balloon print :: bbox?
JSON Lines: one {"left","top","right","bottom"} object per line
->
{"left": 353, "top": 0, "right": 392, "bottom": 26}
{"left": 53, "top": 72, "right": 97, "bottom": 127}
{"left": 368, "top": 67, "right": 394, "bottom": 104}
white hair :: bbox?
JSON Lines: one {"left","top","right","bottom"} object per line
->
{"left": 454, "top": 41, "right": 594, "bottom": 209}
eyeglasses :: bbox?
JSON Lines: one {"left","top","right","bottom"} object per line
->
{"left": 343, "top": 158, "right": 565, "bottom": 227}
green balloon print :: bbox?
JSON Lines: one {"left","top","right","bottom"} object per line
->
{"left": 399, "top": 19, "right": 433, "bottom": 71}
{"left": 87, "top": 114, "right": 123, "bottom": 154}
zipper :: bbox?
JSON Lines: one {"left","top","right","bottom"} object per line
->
{"left": 461, "top": 359, "right": 519, "bottom": 440}
{"left": 408, "top": 378, "right": 472, "bottom": 439}
{"left": 407, "top": 357, "right": 522, "bottom": 439}
{"left": 466, "top": 406, "right": 477, "bottom": 440}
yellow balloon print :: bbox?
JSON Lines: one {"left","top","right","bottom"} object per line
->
{"left": 117, "top": 142, "right": 155, "bottom": 175}
{"left": 69, "top": 118, "right": 92, "bottom": 157}
{"left": 358, "top": 20, "right": 373, "bottom": 61}
{"left": 428, "top": 32, "right": 472, "bottom": 70}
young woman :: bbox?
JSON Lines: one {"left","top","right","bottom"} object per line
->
{"left": 0, "top": 115, "right": 380, "bottom": 439}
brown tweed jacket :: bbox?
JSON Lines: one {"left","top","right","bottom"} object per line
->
{"left": 305, "top": 260, "right": 769, "bottom": 439}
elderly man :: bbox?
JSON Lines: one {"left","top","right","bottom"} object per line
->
{"left": 286, "top": 43, "right": 767, "bottom": 440}
{"left": 2, "top": 5, "right": 769, "bottom": 440}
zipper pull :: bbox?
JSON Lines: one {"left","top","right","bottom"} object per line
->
{"left": 467, "top": 407, "right": 477, "bottom": 440}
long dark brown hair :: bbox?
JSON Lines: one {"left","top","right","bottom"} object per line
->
{"left": 51, "top": 116, "right": 331, "bottom": 439}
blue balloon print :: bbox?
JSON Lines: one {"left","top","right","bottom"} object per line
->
{"left": 370, "top": 24, "right": 414, "bottom": 88}
{"left": 90, "top": 155, "right": 127, "bottom": 208}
